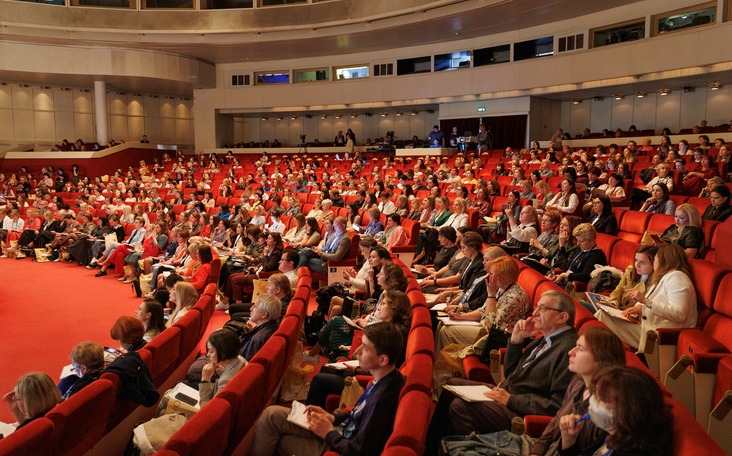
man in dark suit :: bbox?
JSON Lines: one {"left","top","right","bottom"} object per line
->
{"left": 426, "top": 290, "right": 578, "bottom": 454}
{"left": 298, "top": 216, "right": 351, "bottom": 274}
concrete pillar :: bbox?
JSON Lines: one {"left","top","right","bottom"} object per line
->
{"left": 94, "top": 80, "right": 108, "bottom": 145}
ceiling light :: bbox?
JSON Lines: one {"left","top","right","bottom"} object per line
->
{"left": 320, "top": 114, "right": 327, "bottom": 119}
{"left": 613, "top": 94, "right": 624, "bottom": 100}
{"left": 709, "top": 82, "right": 721, "bottom": 90}
{"left": 276, "top": 116, "right": 283, "bottom": 121}
{"left": 261, "top": 116, "right": 268, "bottom": 120}
{"left": 395, "top": 112, "right": 403, "bottom": 116}
{"left": 636, "top": 91, "right": 646, "bottom": 98}
{"left": 335, "top": 114, "right": 342, "bottom": 119}
{"left": 572, "top": 99, "right": 581, "bottom": 105}
{"left": 350, "top": 114, "right": 357, "bottom": 118}
{"left": 380, "top": 112, "right": 388, "bottom": 117}
{"left": 290, "top": 115, "right": 297, "bottom": 120}
{"left": 658, "top": 88, "right": 670, "bottom": 96}
{"left": 411, "top": 111, "right": 418, "bottom": 116}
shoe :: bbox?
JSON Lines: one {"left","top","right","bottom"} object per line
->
{"left": 95, "top": 270, "right": 107, "bottom": 277}
{"left": 132, "top": 279, "right": 142, "bottom": 298}
{"left": 53, "top": 257, "right": 62, "bottom": 262}
{"left": 122, "top": 277, "right": 134, "bottom": 284}
{"left": 302, "top": 352, "right": 321, "bottom": 364}
{"left": 0, "top": 255, "right": 7, "bottom": 259}
{"left": 215, "top": 302, "right": 230, "bottom": 311}
{"left": 15, "top": 254, "right": 26, "bottom": 259}
{"left": 89, "top": 258, "right": 98, "bottom": 266}
{"left": 118, "top": 276, "right": 127, "bottom": 281}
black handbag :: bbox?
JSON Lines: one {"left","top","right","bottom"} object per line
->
{"left": 478, "top": 325, "right": 512, "bottom": 364}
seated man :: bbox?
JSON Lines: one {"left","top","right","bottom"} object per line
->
{"left": 298, "top": 216, "right": 351, "bottom": 274}
{"left": 249, "top": 321, "right": 405, "bottom": 456}
{"left": 425, "top": 290, "right": 578, "bottom": 455}
{"left": 58, "top": 341, "right": 105, "bottom": 400}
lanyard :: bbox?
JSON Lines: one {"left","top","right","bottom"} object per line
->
{"left": 568, "top": 249, "right": 592, "bottom": 272}
{"left": 342, "top": 381, "right": 376, "bottom": 438}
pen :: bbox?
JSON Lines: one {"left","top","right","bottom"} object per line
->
{"left": 575, "top": 413, "right": 591, "bottom": 424}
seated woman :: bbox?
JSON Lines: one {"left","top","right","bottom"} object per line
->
{"left": 533, "top": 180, "right": 555, "bottom": 211}
{"left": 377, "top": 213, "right": 408, "bottom": 251}
{"left": 250, "top": 205, "right": 267, "bottom": 227}
{"left": 545, "top": 180, "right": 580, "bottom": 215}
{"left": 135, "top": 299, "right": 167, "bottom": 342}
{"left": 495, "top": 205, "right": 539, "bottom": 254}
{"left": 305, "top": 289, "right": 412, "bottom": 408}
{"left": 416, "top": 226, "right": 465, "bottom": 287}
{"left": 320, "top": 199, "right": 335, "bottom": 221}
{"left": 42, "top": 213, "right": 76, "bottom": 258}
{"left": 478, "top": 190, "right": 522, "bottom": 244}
{"left": 122, "top": 222, "right": 169, "bottom": 284}
{"left": 293, "top": 217, "right": 321, "bottom": 249}
{"left": 217, "top": 225, "right": 265, "bottom": 290}
{"left": 282, "top": 213, "right": 307, "bottom": 245}
{"left": 702, "top": 185, "right": 732, "bottom": 222}
{"left": 415, "top": 196, "right": 452, "bottom": 262}
{"left": 632, "top": 162, "right": 674, "bottom": 209}
{"left": 144, "top": 229, "right": 191, "bottom": 298}
{"left": 551, "top": 222, "right": 607, "bottom": 287}
{"left": 581, "top": 244, "right": 657, "bottom": 315}
{"left": 433, "top": 256, "right": 530, "bottom": 392}
{"left": 329, "top": 246, "right": 391, "bottom": 319}
{"left": 59, "top": 341, "right": 105, "bottom": 400}
{"left": 600, "top": 243, "right": 697, "bottom": 352}
{"left": 6, "top": 208, "right": 39, "bottom": 257}
{"left": 132, "top": 329, "right": 246, "bottom": 455}
{"left": 563, "top": 366, "right": 673, "bottom": 455}
{"left": 305, "top": 197, "right": 324, "bottom": 221}
{"left": 167, "top": 281, "right": 200, "bottom": 327}
{"left": 188, "top": 244, "right": 214, "bottom": 294}
{"left": 660, "top": 203, "right": 704, "bottom": 258}
{"left": 587, "top": 196, "right": 618, "bottom": 235}
{"left": 681, "top": 153, "right": 718, "bottom": 196}
{"left": 361, "top": 207, "right": 384, "bottom": 238}
{"left": 639, "top": 182, "right": 676, "bottom": 215}
{"left": 425, "top": 232, "right": 490, "bottom": 311}
{"left": 521, "top": 209, "right": 561, "bottom": 268}
{"left": 94, "top": 216, "right": 147, "bottom": 277}
{"left": 1, "top": 372, "right": 60, "bottom": 435}
{"left": 304, "top": 262, "right": 407, "bottom": 363}
{"left": 439, "top": 326, "right": 626, "bottom": 456}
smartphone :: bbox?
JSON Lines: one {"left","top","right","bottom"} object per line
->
{"left": 174, "top": 392, "right": 198, "bottom": 407}
{"left": 104, "top": 346, "right": 121, "bottom": 356}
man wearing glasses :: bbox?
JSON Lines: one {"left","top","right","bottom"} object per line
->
{"left": 426, "top": 290, "right": 577, "bottom": 454}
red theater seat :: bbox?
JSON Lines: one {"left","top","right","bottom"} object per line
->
{"left": 0, "top": 417, "right": 54, "bottom": 456}
{"left": 144, "top": 326, "right": 183, "bottom": 386}
{"left": 46, "top": 379, "right": 115, "bottom": 456}
{"left": 216, "top": 362, "right": 267, "bottom": 450}
{"left": 163, "top": 397, "right": 231, "bottom": 456}
{"left": 384, "top": 390, "right": 432, "bottom": 454}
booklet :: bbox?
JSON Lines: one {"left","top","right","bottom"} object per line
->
{"left": 430, "top": 303, "right": 448, "bottom": 311}
{"left": 324, "top": 359, "right": 360, "bottom": 370}
{"left": 341, "top": 316, "right": 362, "bottom": 329}
{"left": 287, "top": 400, "right": 311, "bottom": 430}
{"left": 443, "top": 384, "right": 494, "bottom": 402}
{"left": 437, "top": 316, "right": 481, "bottom": 326}
{"left": 597, "top": 303, "right": 638, "bottom": 323}
{"left": 0, "top": 421, "right": 17, "bottom": 438}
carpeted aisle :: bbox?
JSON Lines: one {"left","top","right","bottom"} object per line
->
{"left": 0, "top": 258, "right": 144, "bottom": 422}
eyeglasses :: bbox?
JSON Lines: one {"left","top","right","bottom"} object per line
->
{"left": 536, "top": 304, "right": 564, "bottom": 313}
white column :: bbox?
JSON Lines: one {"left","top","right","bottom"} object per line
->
{"left": 94, "top": 80, "right": 109, "bottom": 145}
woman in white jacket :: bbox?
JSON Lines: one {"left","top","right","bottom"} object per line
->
{"left": 598, "top": 243, "right": 697, "bottom": 352}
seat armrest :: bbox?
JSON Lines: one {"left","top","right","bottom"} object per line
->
{"left": 694, "top": 353, "right": 732, "bottom": 374}
{"left": 524, "top": 415, "right": 553, "bottom": 438}
{"left": 656, "top": 328, "right": 684, "bottom": 346}
{"left": 463, "top": 356, "right": 492, "bottom": 384}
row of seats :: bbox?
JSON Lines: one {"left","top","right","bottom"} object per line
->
{"left": 460, "top": 238, "right": 728, "bottom": 455}
{"left": 0, "top": 282, "right": 218, "bottom": 456}
{"left": 159, "top": 269, "right": 313, "bottom": 456}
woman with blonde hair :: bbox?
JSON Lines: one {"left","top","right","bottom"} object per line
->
{"left": 283, "top": 213, "right": 307, "bottom": 245}
{"left": 2, "top": 373, "right": 60, "bottom": 431}
{"left": 533, "top": 180, "right": 554, "bottom": 210}
{"left": 167, "top": 281, "right": 199, "bottom": 327}
{"left": 445, "top": 197, "right": 469, "bottom": 229}
{"left": 660, "top": 203, "right": 704, "bottom": 258}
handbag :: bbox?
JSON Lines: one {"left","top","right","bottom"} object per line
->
{"left": 104, "top": 232, "right": 119, "bottom": 248}
{"left": 337, "top": 376, "right": 366, "bottom": 412}
{"left": 478, "top": 325, "right": 512, "bottom": 364}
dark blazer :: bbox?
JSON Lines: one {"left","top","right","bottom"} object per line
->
{"left": 240, "top": 319, "right": 278, "bottom": 361}
{"left": 588, "top": 214, "right": 618, "bottom": 235}
{"left": 260, "top": 248, "right": 283, "bottom": 272}
{"left": 459, "top": 253, "right": 488, "bottom": 311}
{"left": 503, "top": 326, "right": 578, "bottom": 416}
{"left": 566, "top": 247, "right": 607, "bottom": 283}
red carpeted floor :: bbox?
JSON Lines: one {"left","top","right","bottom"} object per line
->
{"left": 0, "top": 257, "right": 230, "bottom": 423}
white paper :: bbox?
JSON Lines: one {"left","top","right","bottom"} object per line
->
{"left": 324, "top": 359, "right": 360, "bottom": 370}
{"left": 438, "top": 316, "right": 481, "bottom": 326}
{"left": 60, "top": 364, "right": 76, "bottom": 380}
{"left": 0, "top": 421, "right": 17, "bottom": 438}
{"left": 287, "top": 400, "right": 311, "bottom": 430}
{"left": 167, "top": 382, "right": 201, "bottom": 409}
{"left": 341, "top": 316, "right": 361, "bottom": 329}
{"left": 423, "top": 293, "right": 440, "bottom": 304}
{"left": 598, "top": 304, "right": 637, "bottom": 323}
{"left": 430, "top": 303, "right": 448, "bottom": 311}
{"left": 443, "top": 384, "right": 494, "bottom": 402}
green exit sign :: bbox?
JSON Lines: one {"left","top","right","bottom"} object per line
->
{"left": 477, "top": 107, "right": 486, "bottom": 112}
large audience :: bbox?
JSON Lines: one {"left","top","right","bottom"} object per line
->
{"left": 0, "top": 130, "right": 729, "bottom": 454}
